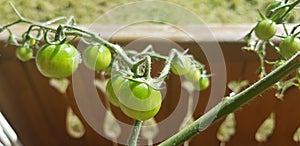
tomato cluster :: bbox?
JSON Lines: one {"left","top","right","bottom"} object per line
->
{"left": 171, "top": 55, "right": 210, "bottom": 91}
{"left": 13, "top": 26, "right": 210, "bottom": 121}
{"left": 250, "top": 1, "right": 300, "bottom": 60}
{"left": 103, "top": 53, "right": 210, "bottom": 120}
{"left": 18, "top": 41, "right": 112, "bottom": 78}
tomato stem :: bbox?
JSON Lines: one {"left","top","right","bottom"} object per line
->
{"left": 127, "top": 120, "right": 143, "bottom": 146}
{"left": 159, "top": 52, "right": 300, "bottom": 146}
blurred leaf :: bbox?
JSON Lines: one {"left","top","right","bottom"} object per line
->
{"left": 293, "top": 126, "right": 300, "bottom": 142}
{"left": 255, "top": 113, "right": 275, "bottom": 142}
{"left": 94, "top": 79, "right": 108, "bottom": 93}
{"left": 217, "top": 113, "right": 236, "bottom": 142}
{"left": 141, "top": 118, "right": 159, "bottom": 140}
{"left": 228, "top": 80, "right": 249, "bottom": 93}
{"left": 49, "top": 78, "right": 69, "bottom": 94}
{"left": 103, "top": 111, "right": 121, "bottom": 139}
{"left": 66, "top": 107, "right": 85, "bottom": 138}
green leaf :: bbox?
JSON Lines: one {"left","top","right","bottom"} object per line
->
{"left": 103, "top": 110, "right": 121, "bottom": 139}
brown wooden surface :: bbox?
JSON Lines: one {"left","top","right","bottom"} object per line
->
{"left": 0, "top": 25, "right": 300, "bottom": 146}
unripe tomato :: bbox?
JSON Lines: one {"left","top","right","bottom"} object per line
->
{"left": 36, "top": 43, "right": 80, "bottom": 78}
{"left": 171, "top": 57, "right": 191, "bottom": 75}
{"left": 185, "top": 68, "right": 201, "bottom": 82}
{"left": 120, "top": 104, "right": 161, "bottom": 121}
{"left": 105, "top": 75, "right": 127, "bottom": 107}
{"left": 29, "top": 38, "right": 36, "bottom": 46}
{"left": 16, "top": 46, "right": 33, "bottom": 62}
{"left": 255, "top": 19, "right": 277, "bottom": 41}
{"left": 185, "top": 68, "right": 210, "bottom": 91}
{"left": 279, "top": 36, "right": 300, "bottom": 59}
{"left": 194, "top": 76, "right": 210, "bottom": 91}
{"left": 83, "top": 44, "right": 111, "bottom": 71}
{"left": 117, "top": 80, "right": 162, "bottom": 120}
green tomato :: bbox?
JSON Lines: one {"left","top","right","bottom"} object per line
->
{"left": 36, "top": 43, "right": 80, "bottom": 78}
{"left": 185, "top": 68, "right": 201, "bottom": 82}
{"left": 254, "top": 19, "right": 277, "bottom": 41}
{"left": 120, "top": 104, "right": 161, "bottom": 121}
{"left": 129, "top": 81, "right": 151, "bottom": 99}
{"left": 83, "top": 44, "right": 111, "bottom": 71}
{"left": 105, "top": 75, "right": 127, "bottom": 107}
{"left": 171, "top": 57, "right": 191, "bottom": 75}
{"left": 117, "top": 80, "right": 162, "bottom": 120}
{"left": 279, "top": 36, "right": 300, "bottom": 59}
{"left": 185, "top": 68, "right": 210, "bottom": 91}
{"left": 193, "top": 76, "right": 210, "bottom": 91}
{"left": 29, "top": 38, "right": 36, "bottom": 46}
{"left": 16, "top": 46, "right": 33, "bottom": 62}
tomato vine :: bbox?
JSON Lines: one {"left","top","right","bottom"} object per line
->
{"left": 243, "top": 0, "right": 300, "bottom": 99}
{"left": 2, "top": 1, "right": 300, "bottom": 146}
{"left": 0, "top": 2, "right": 209, "bottom": 146}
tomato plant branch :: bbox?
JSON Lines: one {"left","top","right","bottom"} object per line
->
{"left": 127, "top": 120, "right": 143, "bottom": 146}
{"left": 155, "top": 49, "right": 176, "bottom": 86}
{"left": 1, "top": 3, "right": 136, "bottom": 67}
{"left": 159, "top": 52, "right": 300, "bottom": 146}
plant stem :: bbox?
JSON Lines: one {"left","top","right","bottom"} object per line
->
{"left": 127, "top": 120, "right": 143, "bottom": 146}
{"left": 159, "top": 52, "right": 300, "bottom": 146}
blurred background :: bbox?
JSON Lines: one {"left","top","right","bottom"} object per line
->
{"left": 0, "top": 0, "right": 299, "bottom": 24}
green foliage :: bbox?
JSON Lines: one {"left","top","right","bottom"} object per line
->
{"left": 0, "top": 0, "right": 291, "bottom": 24}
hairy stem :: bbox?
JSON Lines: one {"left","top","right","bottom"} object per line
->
{"left": 159, "top": 52, "right": 300, "bottom": 146}
{"left": 127, "top": 120, "right": 143, "bottom": 146}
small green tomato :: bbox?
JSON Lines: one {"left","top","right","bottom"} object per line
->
{"left": 105, "top": 75, "right": 127, "bottom": 107}
{"left": 83, "top": 44, "right": 112, "bottom": 71}
{"left": 36, "top": 43, "right": 81, "bottom": 78}
{"left": 185, "top": 68, "right": 210, "bottom": 91}
{"left": 185, "top": 68, "right": 201, "bottom": 82}
{"left": 279, "top": 36, "right": 300, "bottom": 59}
{"left": 171, "top": 57, "right": 191, "bottom": 75}
{"left": 194, "top": 76, "right": 210, "bottom": 91}
{"left": 117, "top": 80, "right": 162, "bottom": 120}
{"left": 254, "top": 19, "right": 277, "bottom": 41}
{"left": 29, "top": 38, "right": 36, "bottom": 46}
{"left": 16, "top": 46, "right": 33, "bottom": 62}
